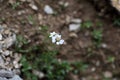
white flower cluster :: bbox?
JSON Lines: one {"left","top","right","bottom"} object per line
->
{"left": 49, "top": 32, "right": 64, "bottom": 45}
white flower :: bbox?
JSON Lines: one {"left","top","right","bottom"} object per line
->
{"left": 49, "top": 32, "right": 56, "bottom": 37}
{"left": 49, "top": 32, "right": 64, "bottom": 45}
{"left": 55, "top": 34, "right": 61, "bottom": 41}
{"left": 52, "top": 36, "right": 56, "bottom": 43}
{"left": 56, "top": 39, "right": 64, "bottom": 45}
{"left": 59, "top": 39, "right": 64, "bottom": 44}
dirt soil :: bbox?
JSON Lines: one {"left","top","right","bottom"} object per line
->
{"left": 0, "top": 0, "right": 120, "bottom": 80}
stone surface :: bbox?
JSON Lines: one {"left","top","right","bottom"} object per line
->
{"left": 0, "top": 77, "right": 7, "bottom": 80}
{"left": 0, "top": 70, "right": 14, "bottom": 78}
{"left": 29, "top": 3, "right": 38, "bottom": 11}
{"left": 69, "top": 24, "right": 81, "bottom": 31}
{"left": 111, "top": 0, "right": 120, "bottom": 11}
{"left": 0, "top": 25, "right": 22, "bottom": 79}
{"left": 0, "top": 56, "right": 4, "bottom": 65}
{"left": 44, "top": 5, "right": 54, "bottom": 14}
{"left": 0, "top": 34, "right": 2, "bottom": 40}
{"left": 10, "top": 75, "right": 22, "bottom": 80}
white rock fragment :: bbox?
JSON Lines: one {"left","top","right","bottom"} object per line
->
{"left": 18, "top": 10, "right": 26, "bottom": 15}
{"left": 64, "top": 2, "right": 69, "bottom": 7}
{"left": 29, "top": 4, "right": 38, "bottom": 11}
{"left": 44, "top": 5, "right": 54, "bottom": 14}
{"left": 0, "top": 34, "right": 2, "bottom": 40}
{"left": 71, "top": 19, "right": 82, "bottom": 24}
{"left": 91, "top": 67, "right": 96, "bottom": 72}
{"left": 59, "top": 1, "right": 69, "bottom": 7}
{"left": 69, "top": 32, "right": 78, "bottom": 38}
{"left": 104, "top": 71, "right": 112, "bottom": 78}
{"left": 101, "top": 43, "right": 107, "bottom": 48}
{"left": 69, "top": 24, "right": 81, "bottom": 31}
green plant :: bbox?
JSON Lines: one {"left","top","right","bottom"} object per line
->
{"left": 15, "top": 35, "right": 29, "bottom": 52}
{"left": 72, "top": 61, "right": 88, "bottom": 74}
{"left": 20, "top": 56, "right": 38, "bottom": 80}
{"left": 38, "top": 51, "right": 72, "bottom": 80}
{"left": 28, "top": 15, "right": 36, "bottom": 25}
{"left": 82, "top": 21, "right": 93, "bottom": 28}
{"left": 11, "top": 2, "right": 20, "bottom": 9}
{"left": 15, "top": 35, "right": 71, "bottom": 80}
{"left": 107, "top": 56, "right": 115, "bottom": 63}
{"left": 92, "top": 29, "right": 102, "bottom": 47}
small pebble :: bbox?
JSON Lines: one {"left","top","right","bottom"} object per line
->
{"left": 44, "top": 5, "right": 54, "bottom": 14}
{"left": 71, "top": 18, "right": 82, "bottom": 24}
{"left": 91, "top": 67, "right": 96, "bottom": 72}
{"left": 69, "top": 24, "right": 81, "bottom": 31}
{"left": 29, "top": 4, "right": 38, "bottom": 11}
{"left": 69, "top": 32, "right": 78, "bottom": 38}
{"left": 104, "top": 71, "right": 112, "bottom": 78}
{"left": 101, "top": 43, "right": 107, "bottom": 48}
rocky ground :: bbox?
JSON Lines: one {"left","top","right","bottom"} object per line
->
{"left": 0, "top": 0, "right": 120, "bottom": 80}
{"left": 0, "top": 25, "right": 22, "bottom": 80}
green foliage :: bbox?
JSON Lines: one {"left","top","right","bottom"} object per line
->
{"left": 21, "top": 56, "right": 32, "bottom": 72}
{"left": 82, "top": 21, "right": 93, "bottom": 28}
{"left": 15, "top": 35, "right": 29, "bottom": 52}
{"left": 107, "top": 56, "right": 115, "bottom": 63}
{"left": 72, "top": 61, "right": 88, "bottom": 74}
{"left": 15, "top": 34, "right": 90, "bottom": 80}
{"left": 11, "top": 2, "right": 20, "bottom": 9}
{"left": 28, "top": 15, "right": 35, "bottom": 25}
{"left": 38, "top": 52, "right": 72, "bottom": 80}
{"left": 20, "top": 56, "right": 38, "bottom": 80}
{"left": 92, "top": 29, "right": 102, "bottom": 47}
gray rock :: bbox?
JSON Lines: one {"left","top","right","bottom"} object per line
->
{"left": 0, "top": 77, "right": 7, "bottom": 80}
{"left": 0, "top": 56, "right": 4, "bottom": 65}
{"left": 3, "top": 34, "right": 16, "bottom": 49}
{"left": 0, "top": 70, "right": 14, "bottom": 78}
{"left": 29, "top": 3, "right": 38, "bottom": 11}
{"left": 9, "top": 75, "right": 22, "bottom": 80}
{"left": 44, "top": 5, "right": 54, "bottom": 14}
{"left": 69, "top": 24, "right": 81, "bottom": 31}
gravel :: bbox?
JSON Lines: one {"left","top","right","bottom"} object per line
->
{"left": 0, "top": 25, "right": 22, "bottom": 79}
